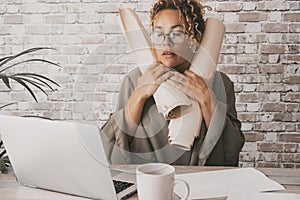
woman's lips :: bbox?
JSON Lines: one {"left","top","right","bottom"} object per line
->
{"left": 162, "top": 51, "right": 176, "bottom": 58}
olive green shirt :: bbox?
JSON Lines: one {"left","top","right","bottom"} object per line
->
{"left": 101, "top": 68, "right": 244, "bottom": 166}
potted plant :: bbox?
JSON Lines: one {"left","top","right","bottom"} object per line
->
{"left": 0, "top": 47, "right": 61, "bottom": 173}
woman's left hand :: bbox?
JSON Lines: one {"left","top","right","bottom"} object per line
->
{"left": 167, "top": 70, "right": 217, "bottom": 127}
{"left": 166, "top": 70, "right": 215, "bottom": 104}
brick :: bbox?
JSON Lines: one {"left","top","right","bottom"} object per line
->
{"left": 219, "top": 55, "right": 236, "bottom": 64}
{"left": 257, "top": 1, "right": 289, "bottom": 11}
{"left": 257, "top": 83, "right": 285, "bottom": 92}
{"left": 216, "top": 2, "right": 242, "bottom": 12}
{"left": 225, "top": 23, "right": 245, "bottom": 33}
{"left": 99, "top": 23, "right": 121, "bottom": 34}
{"left": 261, "top": 103, "right": 285, "bottom": 112}
{"left": 260, "top": 44, "right": 286, "bottom": 54}
{"left": 239, "top": 152, "right": 259, "bottom": 162}
{"left": 79, "top": 13, "right": 104, "bottom": 24}
{"left": 255, "top": 122, "right": 285, "bottom": 131}
{"left": 236, "top": 55, "right": 259, "bottom": 64}
{"left": 262, "top": 23, "right": 288, "bottom": 33}
{"left": 269, "top": 12, "right": 282, "bottom": 22}
{"left": 284, "top": 144, "right": 298, "bottom": 153}
{"left": 243, "top": 2, "right": 257, "bottom": 11}
{"left": 269, "top": 54, "right": 280, "bottom": 63}
{"left": 221, "top": 44, "right": 243, "bottom": 54}
{"left": 0, "top": 25, "right": 11, "bottom": 35}
{"left": 263, "top": 152, "right": 277, "bottom": 162}
{"left": 244, "top": 132, "right": 264, "bottom": 142}
{"left": 279, "top": 133, "right": 300, "bottom": 143}
{"left": 96, "top": 3, "right": 119, "bottom": 13}
{"left": 239, "top": 12, "right": 268, "bottom": 22}
{"left": 223, "top": 13, "right": 238, "bottom": 22}
{"left": 259, "top": 64, "right": 284, "bottom": 74}
{"left": 242, "top": 142, "right": 257, "bottom": 152}
{"left": 20, "top": 4, "right": 50, "bottom": 14}
{"left": 245, "top": 23, "right": 261, "bottom": 33}
{"left": 224, "top": 34, "right": 238, "bottom": 44}
{"left": 286, "top": 103, "right": 299, "bottom": 112}
{"left": 278, "top": 153, "right": 295, "bottom": 162}
{"left": 25, "top": 25, "right": 49, "bottom": 35}
{"left": 290, "top": 24, "right": 300, "bottom": 33}
{"left": 238, "top": 34, "right": 267, "bottom": 44}
{"left": 281, "top": 92, "right": 300, "bottom": 103}
{"left": 245, "top": 65, "right": 260, "bottom": 74}
{"left": 283, "top": 12, "right": 300, "bottom": 22}
{"left": 282, "top": 55, "right": 300, "bottom": 63}
{"left": 288, "top": 45, "right": 299, "bottom": 54}
{"left": 64, "top": 25, "right": 88, "bottom": 35}
{"left": 246, "top": 103, "right": 260, "bottom": 111}
{"left": 273, "top": 113, "right": 294, "bottom": 122}
{"left": 237, "top": 93, "right": 267, "bottom": 102}
{"left": 283, "top": 76, "right": 300, "bottom": 84}
{"left": 45, "top": 15, "right": 66, "bottom": 24}
{"left": 3, "top": 15, "right": 24, "bottom": 24}
{"left": 238, "top": 74, "right": 268, "bottom": 83}
{"left": 258, "top": 143, "right": 284, "bottom": 152}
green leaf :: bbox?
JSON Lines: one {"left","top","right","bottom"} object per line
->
{"left": 0, "top": 102, "right": 17, "bottom": 109}
{"left": 0, "top": 58, "right": 61, "bottom": 73}
{"left": 8, "top": 76, "right": 38, "bottom": 102}
{"left": 0, "top": 74, "right": 11, "bottom": 89}
{"left": 13, "top": 76, "right": 49, "bottom": 96}
{"left": 14, "top": 73, "right": 60, "bottom": 88}
{"left": 0, "top": 47, "right": 56, "bottom": 68}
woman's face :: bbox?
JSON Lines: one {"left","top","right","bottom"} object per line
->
{"left": 152, "top": 9, "right": 194, "bottom": 73}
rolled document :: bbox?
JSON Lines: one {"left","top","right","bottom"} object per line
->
{"left": 169, "top": 18, "right": 226, "bottom": 150}
{"left": 119, "top": 8, "right": 225, "bottom": 150}
{"left": 190, "top": 18, "right": 226, "bottom": 77}
{"left": 119, "top": 8, "right": 157, "bottom": 73}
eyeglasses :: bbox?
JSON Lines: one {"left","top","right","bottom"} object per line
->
{"left": 150, "top": 31, "right": 187, "bottom": 45}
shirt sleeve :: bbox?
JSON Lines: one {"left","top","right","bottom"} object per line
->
{"left": 100, "top": 74, "right": 135, "bottom": 164}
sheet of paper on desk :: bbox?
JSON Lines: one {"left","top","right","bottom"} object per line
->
{"left": 227, "top": 192, "right": 300, "bottom": 200}
{"left": 174, "top": 167, "right": 285, "bottom": 199}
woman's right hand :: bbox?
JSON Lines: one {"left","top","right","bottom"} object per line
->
{"left": 136, "top": 62, "right": 173, "bottom": 99}
{"left": 125, "top": 62, "right": 173, "bottom": 131}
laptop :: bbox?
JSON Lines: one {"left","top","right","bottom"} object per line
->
{"left": 0, "top": 114, "right": 136, "bottom": 200}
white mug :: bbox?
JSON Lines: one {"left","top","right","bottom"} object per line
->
{"left": 136, "top": 163, "right": 190, "bottom": 200}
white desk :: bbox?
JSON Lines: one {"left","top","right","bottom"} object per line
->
{"left": 0, "top": 166, "right": 299, "bottom": 200}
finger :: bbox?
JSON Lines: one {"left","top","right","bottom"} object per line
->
{"left": 156, "top": 70, "right": 174, "bottom": 84}
{"left": 153, "top": 66, "right": 172, "bottom": 80}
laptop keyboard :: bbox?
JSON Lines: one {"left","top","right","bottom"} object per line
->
{"left": 113, "top": 180, "right": 134, "bottom": 194}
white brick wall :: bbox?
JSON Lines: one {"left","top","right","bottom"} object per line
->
{"left": 0, "top": 0, "right": 299, "bottom": 168}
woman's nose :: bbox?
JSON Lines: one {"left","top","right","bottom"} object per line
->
{"left": 163, "top": 35, "right": 173, "bottom": 47}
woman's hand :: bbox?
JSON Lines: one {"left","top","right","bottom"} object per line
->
{"left": 167, "top": 69, "right": 217, "bottom": 127}
{"left": 125, "top": 62, "right": 173, "bottom": 131}
{"left": 183, "top": 70, "right": 215, "bottom": 105}
{"left": 136, "top": 62, "right": 174, "bottom": 99}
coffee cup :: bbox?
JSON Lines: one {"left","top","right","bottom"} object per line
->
{"left": 136, "top": 163, "right": 189, "bottom": 200}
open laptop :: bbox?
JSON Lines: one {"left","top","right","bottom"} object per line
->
{"left": 0, "top": 114, "right": 136, "bottom": 200}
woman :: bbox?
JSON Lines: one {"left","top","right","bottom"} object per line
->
{"left": 101, "top": 0, "right": 245, "bottom": 166}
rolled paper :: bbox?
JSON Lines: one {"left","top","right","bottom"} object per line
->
{"left": 119, "top": 8, "right": 157, "bottom": 72}
{"left": 168, "top": 100, "right": 202, "bottom": 150}
{"left": 118, "top": 8, "right": 225, "bottom": 150}
{"left": 189, "top": 18, "right": 226, "bottom": 77}
{"left": 168, "top": 18, "right": 226, "bottom": 150}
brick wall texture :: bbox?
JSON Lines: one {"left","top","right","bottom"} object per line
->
{"left": 0, "top": 0, "right": 299, "bottom": 168}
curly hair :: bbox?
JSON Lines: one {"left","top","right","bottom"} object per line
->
{"left": 150, "top": 0, "right": 211, "bottom": 43}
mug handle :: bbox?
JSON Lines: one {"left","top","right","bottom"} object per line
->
{"left": 173, "top": 179, "right": 190, "bottom": 200}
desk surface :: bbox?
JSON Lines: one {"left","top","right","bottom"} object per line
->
{"left": 0, "top": 166, "right": 299, "bottom": 200}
